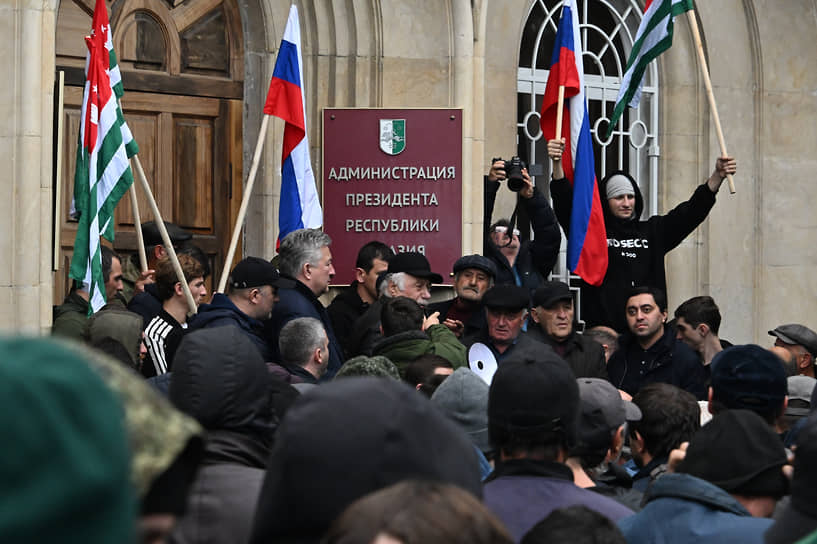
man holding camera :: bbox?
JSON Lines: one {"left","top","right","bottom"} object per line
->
{"left": 483, "top": 158, "right": 561, "bottom": 293}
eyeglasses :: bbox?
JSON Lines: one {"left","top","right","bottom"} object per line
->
{"left": 493, "top": 226, "right": 520, "bottom": 237}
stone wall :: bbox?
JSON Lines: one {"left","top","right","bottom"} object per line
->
{"left": 1, "top": 0, "right": 816, "bottom": 340}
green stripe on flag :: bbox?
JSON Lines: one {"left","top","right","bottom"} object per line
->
{"left": 605, "top": 0, "right": 693, "bottom": 140}
{"left": 68, "top": 0, "right": 139, "bottom": 314}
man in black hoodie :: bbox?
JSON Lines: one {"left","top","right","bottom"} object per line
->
{"left": 547, "top": 138, "right": 736, "bottom": 333}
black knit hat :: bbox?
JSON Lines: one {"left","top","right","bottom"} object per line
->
{"left": 710, "top": 344, "right": 787, "bottom": 415}
{"left": 488, "top": 352, "right": 579, "bottom": 449}
{"left": 677, "top": 409, "right": 788, "bottom": 498}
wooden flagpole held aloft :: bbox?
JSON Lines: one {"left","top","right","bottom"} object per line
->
{"left": 129, "top": 184, "right": 148, "bottom": 272}
{"left": 687, "top": 11, "right": 736, "bottom": 194}
{"left": 555, "top": 86, "right": 566, "bottom": 141}
{"left": 131, "top": 155, "right": 198, "bottom": 314}
{"left": 217, "top": 114, "right": 271, "bottom": 294}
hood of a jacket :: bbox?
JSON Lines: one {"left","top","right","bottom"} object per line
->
{"left": 600, "top": 170, "right": 644, "bottom": 225}
{"left": 646, "top": 473, "right": 752, "bottom": 517}
{"left": 84, "top": 308, "right": 144, "bottom": 369}
{"left": 248, "top": 377, "right": 482, "bottom": 544}
{"left": 372, "top": 330, "right": 430, "bottom": 358}
{"left": 190, "top": 293, "right": 261, "bottom": 331}
{"left": 170, "top": 326, "right": 274, "bottom": 438}
{"left": 53, "top": 290, "right": 89, "bottom": 319}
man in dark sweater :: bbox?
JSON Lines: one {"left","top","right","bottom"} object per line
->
{"left": 327, "top": 241, "right": 393, "bottom": 358}
{"left": 525, "top": 280, "right": 608, "bottom": 379}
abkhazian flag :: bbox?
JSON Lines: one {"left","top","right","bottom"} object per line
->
{"left": 69, "top": 0, "right": 139, "bottom": 313}
{"left": 264, "top": 4, "right": 322, "bottom": 245}
{"left": 605, "top": 0, "right": 694, "bottom": 139}
{"left": 540, "top": 0, "right": 608, "bottom": 286}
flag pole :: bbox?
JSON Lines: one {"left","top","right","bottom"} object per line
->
{"left": 687, "top": 11, "right": 736, "bottom": 194}
{"left": 129, "top": 184, "right": 148, "bottom": 272}
{"left": 217, "top": 114, "right": 270, "bottom": 294}
{"left": 555, "top": 86, "right": 566, "bottom": 140}
{"left": 131, "top": 155, "right": 198, "bottom": 314}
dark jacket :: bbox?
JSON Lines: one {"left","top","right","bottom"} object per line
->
{"left": 618, "top": 473, "right": 773, "bottom": 544}
{"left": 591, "top": 462, "right": 644, "bottom": 512}
{"left": 169, "top": 327, "right": 275, "bottom": 544}
{"left": 607, "top": 325, "right": 708, "bottom": 400}
{"left": 551, "top": 173, "right": 718, "bottom": 332}
{"left": 170, "top": 433, "right": 268, "bottom": 544}
{"left": 265, "top": 279, "right": 344, "bottom": 379}
{"left": 426, "top": 297, "right": 487, "bottom": 340}
{"left": 346, "top": 298, "right": 384, "bottom": 358}
{"left": 127, "top": 283, "right": 163, "bottom": 327}
{"left": 463, "top": 329, "right": 556, "bottom": 366}
{"left": 483, "top": 459, "right": 634, "bottom": 542}
{"left": 524, "top": 326, "right": 608, "bottom": 379}
{"left": 631, "top": 455, "right": 669, "bottom": 493}
{"left": 327, "top": 282, "right": 370, "bottom": 359}
{"left": 52, "top": 290, "right": 90, "bottom": 339}
{"left": 188, "top": 293, "right": 273, "bottom": 362}
{"left": 484, "top": 180, "right": 561, "bottom": 293}
{"left": 266, "top": 362, "right": 306, "bottom": 385}
{"left": 371, "top": 324, "right": 467, "bottom": 374}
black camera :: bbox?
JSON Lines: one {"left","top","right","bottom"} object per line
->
{"left": 493, "top": 156, "right": 527, "bottom": 192}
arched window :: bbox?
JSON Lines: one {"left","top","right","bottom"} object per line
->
{"left": 517, "top": 0, "right": 660, "bottom": 282}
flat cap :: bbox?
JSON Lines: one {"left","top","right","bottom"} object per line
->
{"left": 532, "top": 281, "right": 572, "bottom": 309}
{"left": 769, "top": 324, "right": 817, "bottom": 357}
{"left": 481, "top": 285, "right": 529, "bottom": 311}
{"left": 452, "top": 255, "right": 497, "bottom": 279}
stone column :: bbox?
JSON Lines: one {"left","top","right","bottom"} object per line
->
{"left": 0, "top": 0, "right": 56, "bottom": 333}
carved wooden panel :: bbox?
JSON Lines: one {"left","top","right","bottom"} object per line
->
{"left": 173, "top": 117, "right": 214, "bottom": 230}
{"left": 54, "top": 0, "right": 244, "bottom": 303}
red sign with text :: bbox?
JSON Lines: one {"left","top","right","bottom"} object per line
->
{"left": 322, "top": 109, "right": 462, "bottom": 285}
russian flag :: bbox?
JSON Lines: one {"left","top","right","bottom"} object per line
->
{"left": 540, "top": 0, "right": 608, "bottom": 286}
{"left": 264, "top": 5, "right": 322, "bottom": 244}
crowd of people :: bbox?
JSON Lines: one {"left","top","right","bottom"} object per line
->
{"left": 27, "top": 151, "right": 817, "bottom": 544}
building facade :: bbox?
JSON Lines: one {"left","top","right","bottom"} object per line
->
{"left": 2, "top": 0, "right": 816, "bottom": 344}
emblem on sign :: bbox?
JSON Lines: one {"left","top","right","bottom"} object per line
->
{"left": 379, "top": 119, "right": 406, "bottom": 155}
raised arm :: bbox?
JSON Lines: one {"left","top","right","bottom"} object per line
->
{"left": 519, "top": 169, "right": 561, "bottom": 278}
{"left": 547, "top": 137, "right": 573, "bottom": 234}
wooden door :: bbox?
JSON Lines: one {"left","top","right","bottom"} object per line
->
{"left": 54, "top": 0, "right": 244, "bottom": 302}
